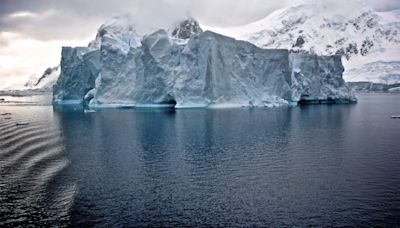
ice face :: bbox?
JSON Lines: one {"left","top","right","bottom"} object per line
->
{"left": 53, "top": 29, "right": 356, "bottom": 108}
{"left": 89, "top": 30, "right": 294, "bottom": 107}
{"left": 53, "top": 47, "right": 101, "bottom": 104}
{"left": 289, "top": 53, "right": 356, "bottom": 103}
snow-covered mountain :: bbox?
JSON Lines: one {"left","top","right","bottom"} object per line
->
{"left": 171, "top": 18, "right": 203, "bottom": 41}
{"left": 347, "top": 81, "right": 400, "bottom": 92}
{"left": 345, "top": 61, "right": 400, "bottom": 84}
{"left": 204, "top": 2, "right": 400, "bottom": 83}
{"left": 24, "top": 66, "right": 60, "bottom": 91}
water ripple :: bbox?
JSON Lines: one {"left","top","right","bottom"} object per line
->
{"left": 0, "top": 106, "right": 72, "bottom": 227}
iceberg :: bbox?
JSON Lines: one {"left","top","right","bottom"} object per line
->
{"left": 53, "top": 18, "right": 356, "bottom": 108}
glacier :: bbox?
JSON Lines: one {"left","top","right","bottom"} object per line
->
{"left": 53, "top": 21, "right": 355, "bottom": 108}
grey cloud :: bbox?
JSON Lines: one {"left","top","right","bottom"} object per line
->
{"left": 0, "top": 0, "right": 399, "bottom": 43}
{"left": 0, "top": 0, "right": 197, "bottom": 41}
{"left": 366, "top": 0, "right": 400, "bottom": 11}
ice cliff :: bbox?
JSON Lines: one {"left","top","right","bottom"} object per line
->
{"left": 53, "top": 18, "right": 355, "bottom": 108}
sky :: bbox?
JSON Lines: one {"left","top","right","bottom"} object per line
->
{"left": 1, "top": 0, "right": 400, "bottom": 89}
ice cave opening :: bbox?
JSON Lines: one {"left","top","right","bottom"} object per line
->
{"left": 159, "top": 94, "right": 177, "bottom": 107}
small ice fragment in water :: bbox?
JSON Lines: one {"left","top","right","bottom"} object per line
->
{"left": 84, "top": 109, "right": 96, "bottom": 113}
{"left": 391, "top": 115, "right": 400, "bottom": 119}
{"left": 1, "top": 112, "right": 11, "bottom": 116}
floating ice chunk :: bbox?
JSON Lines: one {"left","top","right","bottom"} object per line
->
{"left": 84, "top": 109, "right": 96, "bottom": 113}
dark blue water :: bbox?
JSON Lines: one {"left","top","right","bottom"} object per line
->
{"left": 1, "top": 94, "right": 400, "bottom": 227}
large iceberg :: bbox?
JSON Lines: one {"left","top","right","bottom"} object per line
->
{"left": 53, "top": 18, "right": 356, "bottom": 108}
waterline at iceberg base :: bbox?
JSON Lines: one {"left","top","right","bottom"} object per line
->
{"left": 53, "top": 29, "right": 356, "bottom": 109}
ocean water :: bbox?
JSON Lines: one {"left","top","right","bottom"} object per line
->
{"left": 1, "top": 93, "right": 400, "bottom": 227}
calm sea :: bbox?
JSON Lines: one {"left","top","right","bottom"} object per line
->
{"left": 1, "top": 93, "right": 400, "bottom": 227}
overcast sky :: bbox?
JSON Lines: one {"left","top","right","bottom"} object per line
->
{"left": 1, "top": 0, "right": 400, "bottom": 89}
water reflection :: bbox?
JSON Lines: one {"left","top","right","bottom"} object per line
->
{"left": 2, "top": 94, "right": 395, "bottom": 227}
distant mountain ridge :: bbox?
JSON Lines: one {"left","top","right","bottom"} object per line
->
{"left": 205, "top": 2, "right": 400, "bottom": 84}
{"left": 24, "top": 66, "right": 60, "bottom": 91}
{"left": 207, "top": 3, "right": 399, "bottom": 59}
{"left": 345, "top": 61, "right": 400, "bottom": 84}
{"left": 348, "top": 81, "right": 400, "bottom": 93}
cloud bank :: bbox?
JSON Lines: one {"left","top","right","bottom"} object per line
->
{"left": 2, "top": 0, "right": 398, "bottom": 42}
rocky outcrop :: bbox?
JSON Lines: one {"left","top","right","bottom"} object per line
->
{"left": 172, "top": 18, "right": 203, "bottom": 39}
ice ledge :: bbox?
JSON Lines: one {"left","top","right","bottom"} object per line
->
{"left": 53, "top": 100, "right": 356, "bottom": 110}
